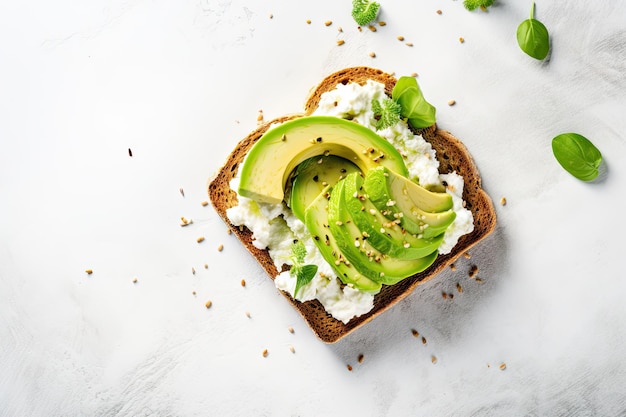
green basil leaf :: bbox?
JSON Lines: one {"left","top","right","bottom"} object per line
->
{"left": 552, "top": 133, "right": 602, "bottom": 181}
{"left": 392, "top": 76, "right": 436, "bottom": 129}
{"left": 516, "top": 3, "right": 550, "bottom": 60}
{"left": 294, "top": 264, "right": 318, "bottom": 298}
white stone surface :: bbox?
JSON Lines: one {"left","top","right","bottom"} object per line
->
{"left": 1, "top": 1, "right": 625, "bottom": 416}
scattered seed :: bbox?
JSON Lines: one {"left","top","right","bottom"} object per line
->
{"left": 368, "top": 25, "right": 376, "bottom": 32}
{"left": 457, "top": 283, "right": 463, "bottom": 293}
{"left": 180, "top": 217, "right": 193, "bottom": 227}
{"left": 257, "top": 111, "right": 264, "bottom": 122}
{"left": 217, "top": 244, "right": 224, "bottom": 252}
{"left": 450, "top": 263, "right": 456, "bottom": 271}
{"left": 337, "top": 26, "right": 343, "bottom": 32}
{"left": 241, "top": 279, "right": 246, "bottom": 287}
{"left": 245, "top": 311, "right": 251, "bottom": 318}
{"left": 269, "top": 13, "right": 273, "bottom": 19}
{"left": 397, "top": 35, "right": 405, "bottom": 41}
{"left": 201, "top": 200, "right": 209, "bottom": 207}
{"left": 196, "top": 236, "right": 205, "bottom": 243}
{"left": 324, "top": 20, "right": 332, "bottom": 26}
{"left": 205, "top": 300, "right": 212, "bottom": 308}
{"left": 431, "top": 355, "right": 438, "bottom": 364}
{"left": 358, "top": 354, "right": 364, "bottom": 363}
{"left": 411, "top": 329, "right": 419, "bottom": 337}
{"left": 500, "top": 363, "right": 507, "bottom": 370}
{"left": 442, "top": 291, "right": 448, "bottom": 300}
{"left": 132, "top": 277, "right": 138, "bottom": 283}
{"left": 410, "top": 72, "right": 418, "bottom": 77}
{"left": 405, "top": 42, "right": 413, "bottom": 47}
{"left": 85, "top": 269, "right": 93, "bottom": 275}
{"left": 336, "top": 39, "right": 345, "bottom": 46}
{"left": 191, "top": 267, "right": 196, "bottom": 275}
{"left": 469, "top": 265, "right": 479, "bottom": 278}
{"left": 459, "top": 37, "right": 465, "bottom": 43}
{"left": 369, "top": 51, "right": 376, "bottom": 58}
{"left": 262, "top": 349, "right": 269, "bottom": 358}
{"left": 204, "top": 263, "right": 208, "bottom": 269}
{"left": 179, "top": 187, "right": 185, "bottom": 197}
{"left": 464, "top": 252, "right": 471, "bottom": 259}
{"left": 192, "top": 290, "right": 197, "bottom": 296}
{"left": 306, "top": 19, "right": 311, "bottom": 24}
{"left": 475, "top": 277, "right": 483, "bottom": 283}
{"left": 378, "top": 21, "right": 386, "bottom": 26}
{"left": 288, "top": 326, "right": 295, "bottom": 334}
{"left": 422, "top": 336, "right": 427, "bottom": 345}
{"left": 500, "top": 197, "right": 507, "bottom": 206}
{"left": 128, "top": 148, "right": 133, "bottom": 157}
{"left": 449, "top": 293, "right": 454, "bottom": 299}
{"left": 436, "top": 9, "right": 442, "bottom": 14}
{"left": 289, "top": 345, "right": 295, "bottom": 353}
{"left": 226, "top": 228, "right": 232, "bottom": 235}
{"left": 448, "top": 99, "right": 456, "bottom": 106}
{"left": 347, "top": 364, "right": 353, "bottom": 371}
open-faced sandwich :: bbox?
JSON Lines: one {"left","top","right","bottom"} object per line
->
{"left": 209, "top": 67, "right": 496, "bottom": 343}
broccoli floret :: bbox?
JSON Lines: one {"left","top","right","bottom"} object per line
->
{"left": 352, "top": 0, "right": 380, "bottom": 26}
{"left": 463, "top": 0, "right": 494, "bottom": 11}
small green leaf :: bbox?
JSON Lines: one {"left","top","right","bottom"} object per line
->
{"left": 552, "top": 133, "right": 602, "bottom": 181}
{"left": 294, "top": 264, "right": 318, "bottom": 298}
{"left": 463, "top": 0, "right": 494, "bottom": 11}
{"left": 291, "top": 241, "right": 307, "bottom": 264}
{"left": 517, "top": 3, "right": 550, "bottom": 60}
{"left": 392, "top": 76, "right": 436, "bottom": 129}
{"left": 372, "top": 97, "right": 402, "bottom": 130}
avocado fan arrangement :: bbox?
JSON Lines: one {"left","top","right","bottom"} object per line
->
{"left": 238, "top": 115, "right": 456, "bottom": 294}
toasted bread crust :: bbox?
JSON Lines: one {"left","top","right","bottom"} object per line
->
{"left": 208, "top": 67, "right": 496, "bottom": 343}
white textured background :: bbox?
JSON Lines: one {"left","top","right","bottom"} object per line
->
{"left": 1, "top": 1, "right": 626, "bottom": 416}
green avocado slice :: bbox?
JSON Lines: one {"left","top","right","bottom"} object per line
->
{"left": 342, "top": 172, "right": 444, "bottom": 260}
{"left": 238, "top": 116, "right": 409, "bottom": 205}
{"left": 328, "top": 179, "right": 438, "bottom": 285}
{"left": 363, "top": 167, "right": 456, "bottom": 238}
{"left": 288, "top": 155, "right": 360, "bottom": 222}
{"left": 304, "top": 185, "right": 382, "bottom": 294}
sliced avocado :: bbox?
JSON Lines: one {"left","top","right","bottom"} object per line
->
{"left": 328, "top": 178, "right": 439, "bottom": 285}
{"left": 304, "top": 185, "right": 382, "bottom": 294}
{"left": 289, "top": 155, "right": 360, "bottom": 222}
{"left": 342, "top": 172, "right": 444, "bottom": 260}
{"left": 238, "top": 116, "right": 409, "bottom": 204}
{"left": 363, "top": 167, "right": 456, "bottom": 238}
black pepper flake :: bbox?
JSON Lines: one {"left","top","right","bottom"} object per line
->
{"left": 128, "top": 148, "right": 133, "bottom": 157}
{"left": 313, "top": 175, "right": 319, "bottom": 182}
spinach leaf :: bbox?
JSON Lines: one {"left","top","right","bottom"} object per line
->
{"left": 552, "top": 133, "right": 602, "bottom": 181}
{"left": 391, "top": 76, "right": 436, "bottom": 129}
{"left": 517, "top": 2, "right": 550, "bottom": 60}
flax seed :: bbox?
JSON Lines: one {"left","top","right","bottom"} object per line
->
{"left": 337, "top": 39, "right": 345, "bottom": 46}
{"left": 196, "top": 236, "right": 205, "bottom": 243}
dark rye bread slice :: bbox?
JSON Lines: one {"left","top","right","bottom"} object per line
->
{"left": 208, "top": 67, "right": 496, "bottom": 343}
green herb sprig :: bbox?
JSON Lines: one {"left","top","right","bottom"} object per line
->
{"left": 290, "top": 241, "right": 318, "bottom": 298}
{"left": 552, "top": 133, "right": 602, "bottom": 182}
{"left": 463, "top": 0, "right": 494, "bottom": 11}
{"left": 391, "top": 76, "right": 437, "bottom": 129}
{"left": 517, "top": 2, "right": 550, "bottom": 60}
{"left": 351, "top": 0, "right": 380, "bottom": 26}
{"left": 372, "top": 97, "right": 402, "bottom": 130}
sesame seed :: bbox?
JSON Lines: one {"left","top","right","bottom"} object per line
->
{"left": 289, "top": 345, "right": 296, "bottom": 353}
{"left": 217, "top": 244, "right": 224, "bottom": 252}
{"left": 411, "top": 329, "right": 419, "bottom": 337}
{"left": 205, "top": 300, "right": 212, "bottom": 308}
{"left": 368, "top": 25, "right": 376, "bottom": 32}
{"left": 262, "top": 349, "right": 269, "bottom": 358}
{"left": 411, "top": 72, "right": 418, "bottom": 77}
{"left": 436, "top": 9, "right": 442, "bottom": 14}
{"left": 336, "top": 39, "right": 345, "bottom": 46}
{"left": 369, "top": 51, "right": 376, "bottom": 58}
{"left": 397, "top": 35, "right": 405, "bottom": 41}
{"left": 196, "top": 236, "right": 205, "bottom": 243}
{"left": 179, "top": 187, "right": 185, "bottom": 197}
{"left": 204, "top": 263, "right": 208, "bottom": 269}
{"left": 500, "top": 197, "right": 507, "bottom": 205}
{"left": 459, "top": 37, "right": 465, "bottom": 43}
{"left": 288, "top": 326, "right": 295, "bottom": 334}
{"left": 201, "top": 200, "right": 209, "bottom": 206}
{"left": 448, "top": 99, "right": 456, "bottom": 106}
{"left": 85, "top": 269, "right": 93, "bottom": 275}
{"left": 378, "top": 21, "right": 386, "bottom": 26}
{"left": 431, "top": 355, "right": 438, "bottom": 364}
{"left": 245, "top": 311, "right": 251, "bottom": 318}
{"left": 500, "top": 363, "right": 507, "bottom": 370}
{"left": 241, "top": 279, "right": 246, "bottom": 287}
{"left": 405, "top": 42, "right": 413, "bottom": 47}
{"left": 358, "top": 354, "right": 364, "bottom": 363}
{"left": 324, "top": 20, "right": 332, "bottom": 26}
{"left": 422, "top": 336, "right": 427, "bottom": 345}
{"left": 191, "top": 267, "right": 196, "bottom": 275}
{"left": 132, "top": 277, "right": 138, "bottom": 283}
{"left": 269, "top": 13, "right": 273, "bottom": 19}
{"left": 457, "top": 283, "right": 463, "bottom": 293}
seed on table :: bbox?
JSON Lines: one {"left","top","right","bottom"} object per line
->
{"left": 500, "top": 197, "right": 507, "bottom": 206}
{"left": 217, "top": 244, "right": 224, "bottom": 252}
{"left": 397, "top": 35, "right": 405, "bottom": 41}
{"left": 289, "top": 345, "right": 295, "bottom": 353}
{"left": 369, "top": 51, "right": 376, "bottom": 58}
{"left": 500, "top": 363, "right": 507, "bottom": 370}
{"left": 196, "top": 236, "right": 205, "bottom": 243}
{"left": 337, "top": 39, "right": 345, "bottom": 46}
{"left": 411, "top": 329, "right": 419, "bottom": 337}
{"left": 85, "top": 269, "right": 93, "bottom": 275}
{"left": 448, "top": 99, "right": 456, "bottom": 106}
{"left": 205, "top": 300, "right": 212, "bottom": 308}
{"left": 241, "top": 279, "right": 246, "bottom": 287}
{"left": 358, "top": 354, "right": 364, "bottom": 363}
{"left": 324, "top": 20, "right": 332, "bottom": 26}
{"left": 262, "top": 349, "right": 269, "bottom": 358}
